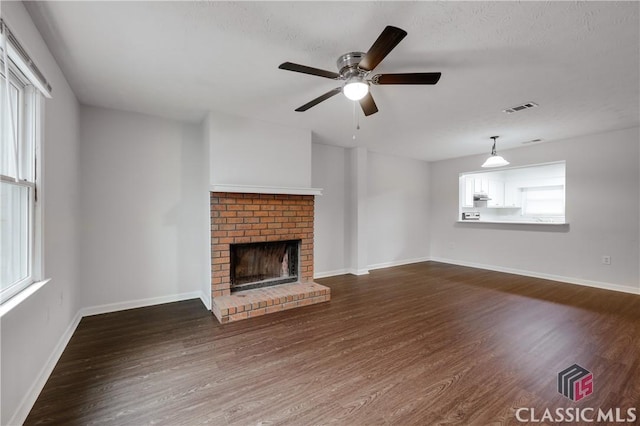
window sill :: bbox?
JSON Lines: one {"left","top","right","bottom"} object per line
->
{"left": 457, "top": 220, "right": 568, "bottom": 226}
{"left": 0, "top": 278, "right": 51, "bottom": 318}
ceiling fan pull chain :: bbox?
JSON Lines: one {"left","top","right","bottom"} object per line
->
{"left": 353, "top": 101, "right": 357, "bottom": 140}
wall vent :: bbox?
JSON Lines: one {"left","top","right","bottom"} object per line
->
{"left": 503, "top": 102, "right": 538, "bottom": 114}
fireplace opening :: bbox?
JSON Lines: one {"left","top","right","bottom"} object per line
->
{"left": 230, "top": 240, "right": 300, "bottom": 292}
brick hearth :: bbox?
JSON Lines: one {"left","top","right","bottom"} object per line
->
{"left": 210, "top": 192, "right": 330, "bottom": 323}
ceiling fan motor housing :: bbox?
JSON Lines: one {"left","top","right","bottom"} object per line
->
{"left": 337, "top": 52, "right": 366, "bottom": 79}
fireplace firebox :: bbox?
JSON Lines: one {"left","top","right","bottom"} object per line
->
{"left": 230, "top": 240, "right": 300, "bottom": 292}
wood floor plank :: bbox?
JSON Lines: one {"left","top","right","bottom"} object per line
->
{"left": 24, "top": 262, "right": 640, "bottom": 425}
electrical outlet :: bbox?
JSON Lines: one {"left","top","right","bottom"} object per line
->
{"left": 602, "top": 256, "right": 611, "bottom": 265}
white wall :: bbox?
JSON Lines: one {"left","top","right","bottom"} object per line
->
{"left": 312, "top": 142, "right": 347, "bottom": 276}
{"left": 367, "top": 151, "right": 431, "bottom": 268}
{"left": 209, "top": 111, "right": 312, "bottom": 188}
{"left": 429, "top": 127, "right": 640, "bottom": 293}
{"left": 200, "top": 115, "right": 212, "bottom": 309}
{"left": 79, "top": 106, "right": 206, "bottom": 310}
{"left": 0, "top": 3, "right": 82, "bottom": 424}
{"left": 345, "top": 147, "right": 369, "bottom": 274}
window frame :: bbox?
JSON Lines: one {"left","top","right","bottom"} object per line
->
{"left": 1, "top": 57, "right": 44, "bottom": 305}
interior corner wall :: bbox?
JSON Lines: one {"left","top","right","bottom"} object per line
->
{"left": 200, "top": 114, "right": 212, "bottom": 309}
{"left": 429, "top": 126, "right": 640, "bottom": 293}
{"left": 79, "top": 106, "right": 206, "bottom": 311}
{"left": 0, "top": 2, "right": 82, "bottom": 425}
{"left": 311, "top": 142, "right": 347, "bottom": 276}
{"left": 366, "top": 151, "right": 431, "bottom": 269}
{"left": 312, "top": 142, "right": 431, "bottom": 277}
{"left": 343, "top": 147, "right": 355, "bottom": 272}
{"left": 345, "top": 147, "right": 369, "bottom": 274}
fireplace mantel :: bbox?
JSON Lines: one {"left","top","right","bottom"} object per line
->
{"left": 210, "top": 184, "right": 322, "bottom": 196}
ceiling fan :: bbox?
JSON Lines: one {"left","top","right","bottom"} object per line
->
{"left": 278, "top": 26, "right": 441, "bottom": 117}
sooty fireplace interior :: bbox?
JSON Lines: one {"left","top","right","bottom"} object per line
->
{"left": 230, "top": 240, "right": 300, "bottom": 292}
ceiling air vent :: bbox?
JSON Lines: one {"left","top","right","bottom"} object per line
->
{"left": 503, "top": 102, "right": 538, "bottom": 114}
{"left": 521, "top": 138, "right": 543, "bottom": 144}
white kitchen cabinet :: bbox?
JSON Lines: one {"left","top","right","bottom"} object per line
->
{"left": 487, "top": 180, "right": 505, "bottom": 207}
{"left": 504, "top": 182, "right": 521, "bottom": 207}
{"left": 468, "top": 177, "right": 502, "bottom": 207}
{"left": 462, "top": 177, "right": 474, "bottom": 207}
{"left": 473, "top": 178, "right": 489, "bottom": 194}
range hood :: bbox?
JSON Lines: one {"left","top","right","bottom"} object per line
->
{"left": 473, "top": 192, "right": 491, "bottom": 201}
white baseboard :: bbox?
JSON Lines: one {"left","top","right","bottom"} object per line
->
{"left": 8, "top": 309, "right": 83, "bottom": 426}
{"left": 430, "top": 257, "right": 640, "bottom": 295}
{"left": 80, "top": 291, "right": 203, "bottom": 317}
{"left": 314, "top": 268, "right": 369, "bottom": 277}
{"left": 311, "top": 256, "right": 638, "bottom": 297}
{"left": 348, "top": 268, "right": 370, "bottom": 276}
{"left": 315, "top": 257, "right": 432, "bottom": 279}
{"left": 314, "top": 269, "right": 350, "bottom": 279}
{"left": 199, "top": 290, "right": 211, "bottom": 310}
{"left": 368, "top": 257, "right": 430, "bottom": 271}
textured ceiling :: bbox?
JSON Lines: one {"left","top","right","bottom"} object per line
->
{"left": 25, "top": 1, "right": 640, "bottom": 161}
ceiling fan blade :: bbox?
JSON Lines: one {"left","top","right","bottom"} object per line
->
{"left": 279, "top": 62, "right": 340, "bottom": 79}
{"left": 295, "top": 87, "right": 342, "bottom": 112}
{"left": 358, "top": 26, "right": 408, "bottom": 72}
{"left": 359, "top": 92, "right": 378, "bottom": 116}
{"left": 371, "top": 72, "right": 442, "bottom": 85}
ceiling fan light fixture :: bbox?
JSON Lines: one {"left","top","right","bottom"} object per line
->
{"left": 343, "top": 77, "right": 369, "bottom": 101}
{"left": 481, "top": 136, "right": 510, "bottom": 168}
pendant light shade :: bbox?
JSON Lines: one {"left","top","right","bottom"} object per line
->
{"left": 482, "top": 136, "right": 509, "bottom": 168}
{"left": 482, "top": 154, "right": 509, "bottom": 168}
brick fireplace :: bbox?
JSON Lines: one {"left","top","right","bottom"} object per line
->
{"left": 210, "top": 192, "right": 330, "bottom": 323}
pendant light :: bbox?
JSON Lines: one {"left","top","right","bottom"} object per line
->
{"left": 481, "top": 136, "right": 509, "bottom": 168}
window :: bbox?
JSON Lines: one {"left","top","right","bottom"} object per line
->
{"left": 1, "top": 19, "right": 49, "bottom": 305}
{"left": 521, "top": 185, "right": 565, "bottom": 216}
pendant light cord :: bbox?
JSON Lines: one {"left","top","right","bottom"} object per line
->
{"left": 490, "top": 136, "right": 498, "bottom": 156}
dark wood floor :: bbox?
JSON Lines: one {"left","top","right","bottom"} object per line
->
{"left": 26, "top": 262, "right": 640, "bottom": 425}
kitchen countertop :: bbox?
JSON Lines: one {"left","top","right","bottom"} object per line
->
{"left": 457, "top": 220, "right": 568, "bottom": 226}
